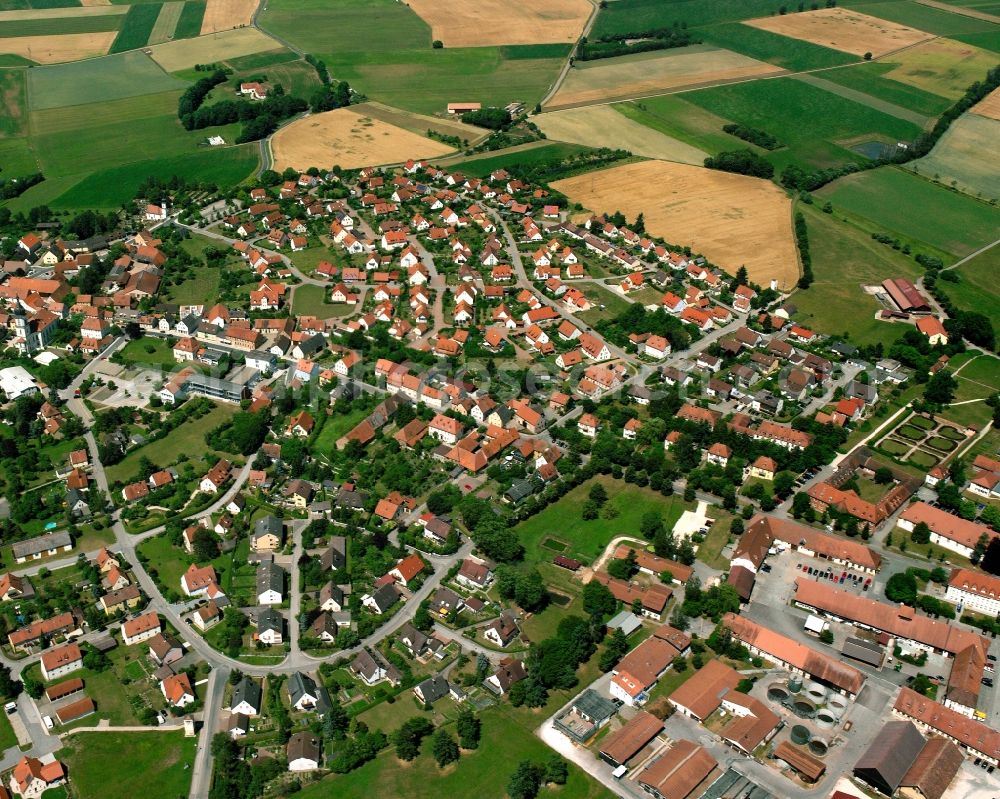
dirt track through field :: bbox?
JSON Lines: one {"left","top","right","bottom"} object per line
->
{"left": 552, "top": 160, "right": 799, "bottom": 288}
{"left": 793, "top": 74, "right": 931, "bottom": 125}
{"left": 200, "top": 0, "right": 257, "bottom": 34}
{"left": 745, "top": 7, "right": 934, "bottom": 57}
{"left": 548, "top": 48, "right": 784, "bottom": 108}
{"left": 405, "top": 0, "right": 590, "bottom": 46}
{"left": 535, "top": 106, "right": 708, "bottom": 165}
{"left": 972, "top": 86, "right": 1000, "bottom": 120}
{"left": 0, "top": 31, "right": 116, "bottom": 63}
{"left": 271, "top": 107, "right": 458, "bottom": 171}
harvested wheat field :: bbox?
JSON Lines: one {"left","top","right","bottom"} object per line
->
{"left": 745, "top": 8, "right": 933, "bottom": 58}
{"left": 200, "top": 0, "right": 257, "bottom": 35}
{"left": 0, "top": 31, "right": 116, "bottom": 63}
{"left": 80, "top": 0, "right": 112, "bottom": 5}
{"left": 971, "top": 86, "right": 1000, "bottom": 120}
{"left": 536, "top": 106, "right": 708, "bottom": 165}
{"left": 552, "top": 160, "right": 798, "bottom": 287}
{"left": 406, "top": 0, "right": 590, "bottom": 47}
{"left": 548, "top": 47, "right": 783, "bottom": 108}
{"left": 149, "top": 27, "right": 275, "bottom": 71}
{"left": 0, "top": 6, "right": 125, "bottom": 21}
{"left": 271, "top": 107, "right": 458, "bottom": 171}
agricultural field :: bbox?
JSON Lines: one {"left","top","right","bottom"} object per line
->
{"left": 344, "top": 100, "right": 483, "bottom": 143}
{"left": 680, "top": 76, "right": 923, "bottom": 173}
{"left": 0, "top": 137, "right": 36, "bottom": 175}
{"left": 0, "top": 30, "right": 117, "bottom": 62}
{"left": 0, "top": 68, "right": 27, "bottom": 137}
{"left": 972, "top": 85, "right": 1000, "bottom": 116}
{"left": 27, "top": 50, "right": 186, "bottom": 110}
{"left": 816, "top": 166, "right": 1000, "bottom": 258}
{"left": 535, "top": 105, "right": 708, "bottom": 164}
{"left": 109, "top": 2, "right": 161, "bottom": 53}
{"left": 745, "top": 7, "right": 934, "bottom": 57}
{"left": 148, "top": 26, "right": 278, "bottom": 71}
{"left": 906, "top": 111, "right": 1000, "bottom": 201}
{"left": 818, "top": 61, "right": 955, "bottom": 116}
{"left": 591, "top": 0, "right": 782, "bottom": 36}
{"left": 405, "top": 0, "right": 590, "bottom": 47}
{"left": 270, "top": 106, "right": 458, "bottom": 171}
{"left": 848, "top": 0, "right": 1000, "bottom": 36}
{"left": 199, "top": 0, "right": 255, "bottom": 34}
{"left": 876, "top": 37, "right": 999, "bottom": 98}
{"left": 943, "top": 245, "right": 1000, "bottom": 329}
{"left": 699, "top": 22, "right": 860, "bottom": 70}
{"left": 450, "top": 141, "right": 593, "bottom": 176}
{"left": 789, "top": 204, "right": 925, "bottom": 346}
{"left": 553, "top": 159, "right": 799, "bottom": 288}
{"left": 547, "top": 45, "right": 783, "bottom": 109}
{"left": 60, "top": 732, "right": 197, "bottom": 799}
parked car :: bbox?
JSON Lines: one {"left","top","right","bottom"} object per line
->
{"left": 4, "top": 702, "right": 15, "bottom": 715}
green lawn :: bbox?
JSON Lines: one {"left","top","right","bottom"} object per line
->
{"left": 0, "top": 708, "right": 18, "bottom": 752}
{"left": 59, "top": 731, "right": 196, "bottom": 799}
{"left": 313, "top": 407, "right": 370, "bottom": 454}
{"left": 576, "top": 283, "right": 635, "bottom": 325}
{"left": 291, "top": 284, "right": 353, "bottom": 319}
{"left": 138, "top": 530, "right": 235, "bottom": 599}
{"left": 296, "top": 707, "right": 613, "bottom": 799}
{"left": 117, "top": 337, "right": 178, "bottom": 368}
{"left": 789, "top": 203, "right": 924, "bottom": 347}
{"left": 513, "top": 475, "right": 689, "bottom": 565}
{"left": 681, "top": 77, "right": 922, "bottom": 174}
{"left": 816, "top": 167, "right": 1000, "bottom": 258}
{"left": 105, "top": 401, "right": 237, "bottom": 483}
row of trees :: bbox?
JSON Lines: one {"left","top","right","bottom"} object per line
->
{"left": 704, "top": 149, "right": 774, "bottom": 179}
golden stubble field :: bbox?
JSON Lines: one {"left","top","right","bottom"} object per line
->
{"left": 745, "top": 7, "right": 934, "bottom": 57}
{"left": 0, "top": 31, "right": 116, "bottom": 63}
{"left": 405, "top": 0, "right": 591, "bottom": 46}
{"left": 200, "top": 0, "right": 257, "bottom": 35}
{"left": 552, "top": 160, "right": 799, "bottom": 288}
{"left": 972, "top": 86, "right": 1000, "bottom": 119}
{"left": 547, "top": 47, "right": 784, "bottom": 108}
{"left": 271, "top": 106, "right": 458, "bottom": 171}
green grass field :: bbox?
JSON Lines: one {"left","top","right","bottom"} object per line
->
{"left": 681, "top": 77, "right": 923, "bottom": 173}
{"left": 173, "top": 0, "right": 204, "bottom": 39}
{"left": 109, "top": 2, "right": 162, "bottom": 53}
{"left": 296, "top": 707, "right": 613, "bottom": 799}
{"left": 592, "top": 0, "right": 780, "bottom": 37}
{"left": 513, "top": 475, "right": 688, "bottom": 565}
{"left": 60, "top": 731, "right": 196, "bottom": 799}
{"left": 952, "top": 28, "right": 1000, "bottom": 51}
{"left": 260, "top": 0, "right": 429, "bottom": 54}
{"left": 819, "top": 62, "right": 954, "bottom": 117}
{"left": 848, "top": 0, "right": 1000, "bottom": 35}
{"left": 616, "top": 95, "right": 756, "bottom": 155}
{"left": 816, "top": 167, "right": 1000, "bottom": 258}
{"left": 2, "top": 14, "right": 122, "bottom": 37}
{"left": 27, "top": 50, "right": 186, "bottom": 110}
{"left": 44, "top": 145, "right": 258, "bottom": 209}
{"left": 906, "top": 112, "right": 1000, "bottom": 202}
{"left": 944, "top": 244, "right": 1000, "bottom": 324}
{"left": 0, "top": 68, "right": 28, "bottom": 138}
{"left": 790, "top": 203, "right": 925, "bottom": 346}
{"left": 0, "top": 709, "right": 17, "bottom": 752}
{"left": 291, "top": 283, "right": 353, "bottom": 319}
{"left": 700, "top": 21, "right": 859, "bottom": 70}
{"left": 105, "top": 401, "right": 237, "bottom": 483}
{"left": 118, "top": 336, "right": 179, "bottom": 368}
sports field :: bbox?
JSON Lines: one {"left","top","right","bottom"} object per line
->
{"left": 536, "top": 105, "right": 708, "bottom": 165}
{"left": 745, "top": 7, "right": 934, "bottom": 57}
{"left": 879, "top": 37, "right": 1000, "bottom": 97}
{"left": 0, "top": 30, "right": 115, "bottom": 62}
{"left": 552, "top": 159, "right": 799, "bottom": 287}
{"left": 906, "top": 111, "right": 1000, "bottom": 201}
{"left": 405, "top": 0, "right": 590, "bottom": 47}
{"left": 681, "top": 76, "right": 922, "bottom": 172}
{"left": 816, "top": 167, "right": 1000, "bottom": 257}
{"left": 790, "top": 204, "right": 923, "bottom": 347}
{"left": 149, "top": 26, "right": 277, "bottom": 71}
{"left": 27, "top": 50, "right": 186, "bottom": 109}
{"left": 270, "top": 106, "right": 457, "bottom": 171}
{"left": 972, "top": 84, "right": 1000, "bottom": 117}
{"left": 200, "top": 0, "right": 255, "bottom": 34}
{"left": 547, "top": 46, "right": 783, "bottom": 108}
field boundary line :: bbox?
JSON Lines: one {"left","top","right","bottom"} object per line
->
{"left": 914, "top": 0, "right": 1000, "bottom": 24}
{"left": 792, "top": 72, "right": 931, "bottom": 126}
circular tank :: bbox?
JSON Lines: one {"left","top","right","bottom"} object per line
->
{"left": 825, "top": 702, "right": 845, "bottom": 720}
{"left": 808, "top": 738, "right": 829, "bottom": 757}
{"left": 815, "top": 709, "right": 837, "bottom": 729}
{"left": 790, "top": 725, "right": 811, "bottom": 745}
{"left": 789, "top": 676, "right": 803, "bottom": 693}
{"left": 792, "top": 698, "right": 816, "bottom": 718}
{"left": 827, "top": 694, "right": 849, "bottom": 712}
{"left": 804, "top": 682, "right": 828, "bottom": 703}
{"left": 767, "top": 684, "right": 790, "bottom": 703}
